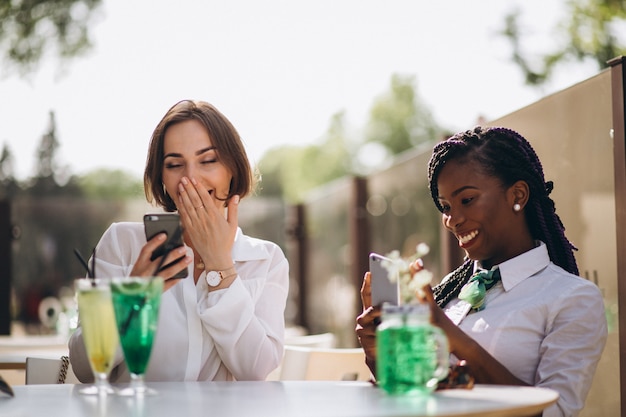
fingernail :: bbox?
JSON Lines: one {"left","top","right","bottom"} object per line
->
{"left": 233, "top": 195, "right": 240, "bottom": 204}
{"left": 181, "top": 177, "right": 188, "bottom": 185}
{"left": 191, "top": 177, "right": 198, "bottom": 185}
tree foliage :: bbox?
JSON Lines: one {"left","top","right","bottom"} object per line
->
{"left": 0, "top": 144, "right": 15, "bottom": 182}
{"left": 78, "top": 168, "right": 144, "bottom": 200}
{"left": 257, "top": 74, "right": 444, "bottom": 203}
{"left": 366, "top": 74, "right": 441, "bottom": 155}
{"left": 0, "top": 144, "right": 20, "bottom": 198}
{"left": 502, "top": 0, "right": 626, "bottom": 86}
{"left": 257, "top": 111, "right": 353, "bottom": 203}
{"left": 0, "top": 109, "right": 142, "bottom": 199}
{"left": 0, "top": 0, "right": 103, "bottom": 76}
{"left": 25, "top": 110, "right": 82, "bottom": 195}
{"left": 35, "top": 111, "right": 59, "bottom": 178}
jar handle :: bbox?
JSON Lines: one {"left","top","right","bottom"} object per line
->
{"left": 431, "top": 327, "right": 450, "bottom": 381}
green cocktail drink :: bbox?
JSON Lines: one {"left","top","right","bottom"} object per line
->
{"left": 111, "top": 276, "right": 163, "bottom": 396}
{"left": 75, "top": 278, "right": 119, "bottom": 395}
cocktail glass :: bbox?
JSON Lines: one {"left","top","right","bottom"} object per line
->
{"left": 111, "top": 276, "right": 163, "bottom": 396}
{"left": 75, "top": 278, "right": 119, "bottom": 395}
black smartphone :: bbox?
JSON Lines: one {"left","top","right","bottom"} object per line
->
{"left": 143, "top": 213, "right": 187, "bottom": 279}
{"left": 369, "top": 252, "right": 399, "bottom": 306}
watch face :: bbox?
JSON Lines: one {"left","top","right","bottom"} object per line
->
{"left": 206, "top": 271, "right": 221, "bottom": 287}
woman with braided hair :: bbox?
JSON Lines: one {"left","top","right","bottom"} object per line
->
{"left": 356, "top": 126, "right": 607, "bottom": 416}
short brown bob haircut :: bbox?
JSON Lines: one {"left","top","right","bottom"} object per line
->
{"left": 144, "top": 99, "right": 255, "bottom": 212}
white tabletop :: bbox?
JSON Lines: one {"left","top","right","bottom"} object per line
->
{"left": 0, "top": 381, "right": 557, "bottom": 417}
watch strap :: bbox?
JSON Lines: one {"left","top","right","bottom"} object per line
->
{"left": 218, "top": 266, "right": 238, "bottom": 281}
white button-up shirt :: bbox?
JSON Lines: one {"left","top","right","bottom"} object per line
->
{"left": 443, "top": 242, "right": 607, "bottom": 417}
{"left": 69, "top": 222, "right": 289, "bottom": 382}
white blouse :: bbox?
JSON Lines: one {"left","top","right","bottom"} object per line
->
{"left": 69, "top": 222, "right": 289, "bottom": 382}
{"left": 443, "top": 242, "right": 607, "bottom": 417}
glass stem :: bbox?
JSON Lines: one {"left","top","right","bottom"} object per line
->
{"left": 130, "top": 373, "right": 147, "bottom": 394}
{"left": 94, "top": 373, "right": 109, "bottom": 394}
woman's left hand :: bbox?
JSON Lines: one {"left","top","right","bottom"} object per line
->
{"left": 176, "top": 176, "right": 239, "bottom": 270}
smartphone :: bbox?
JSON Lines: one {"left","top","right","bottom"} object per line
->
{"left": 369, "top": 252, "right": 400, "bottom": 306}
{"left": 143, "top": 213, "right": 187, "bottom": 279}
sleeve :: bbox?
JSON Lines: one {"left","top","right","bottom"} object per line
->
{"left": 536, "top": 283, "right": 608, "bottom": 417}
{"left": 196, "top": 244, "right": 289, "bottom": 380}
{"left": 67, "top": 326, "right": 94, "bottom": 383}
{"left": 68, "top": 223, "right": 142, "bottom": 382}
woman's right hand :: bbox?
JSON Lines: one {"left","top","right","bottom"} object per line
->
{"left": 356, "top": 271, "right": 380, "bottom": 376}
{"left": 129, "top": 233, "right": 191, "bottom": 292}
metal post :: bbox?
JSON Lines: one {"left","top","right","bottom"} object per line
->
{"left": 286, "top": 204, "right": 308, "bottom": 330}
{"left": 350, "top": 177, "right": 369, "bottom": 315}
{"left": 608, "top": 55, "right": 626, "bottom": 416}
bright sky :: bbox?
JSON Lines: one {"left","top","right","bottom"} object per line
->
{"left": 0, "top": 0, "right": 600, "bottom": 180}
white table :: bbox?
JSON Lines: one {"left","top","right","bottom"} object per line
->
{"left": 0, "top": 381, "right": 558, "bottom": 417}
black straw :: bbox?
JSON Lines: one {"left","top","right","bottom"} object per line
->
{"left": 73, "top": 248, "right": 94, "bottom": 279}
{"left": 91, "top": 247, "right": 96, "bottom": 280}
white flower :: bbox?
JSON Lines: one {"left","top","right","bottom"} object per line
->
{"left": 416, "top": 243, "right": 430, "bottom": 257}
{"left": 382, "top": 244, "right": 433, "bottom": 304}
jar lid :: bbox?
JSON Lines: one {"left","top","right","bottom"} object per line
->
{"left": 381, "top": 302, "right": 429, "bottom": 315}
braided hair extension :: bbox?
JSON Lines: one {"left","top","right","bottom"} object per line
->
{"left": 427, "top": 126, "right": 579, "bottom": 308}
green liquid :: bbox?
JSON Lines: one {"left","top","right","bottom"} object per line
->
{"left": 376, "top": 325, "right": 439, "bottom": 395}
{"left": 111, "top": 278, "right": 163, "bottom": 375}
{"left": 77, "top": 287, "right": 119, "bottom": 375}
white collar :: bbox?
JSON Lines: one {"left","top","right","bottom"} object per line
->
{"left": 474, "top": 241, "right": 550, "bottom": 292}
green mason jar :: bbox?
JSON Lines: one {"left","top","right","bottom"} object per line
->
{"left": 376, "top": 303, "right": 449, "bottom": 395}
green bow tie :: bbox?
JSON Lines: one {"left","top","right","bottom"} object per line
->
{"left": 458, "top": 267, "right": 501, "bottom": 311}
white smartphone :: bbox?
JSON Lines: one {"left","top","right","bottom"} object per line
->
{"left": 369, "top": 252, "right": 400, "bottom": 306}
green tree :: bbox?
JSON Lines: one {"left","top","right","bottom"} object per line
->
{"left": 257, "top": 111, "right": 353, "bottom": 203}
{"left": 0, "top": 0, "right": 103, "bottom": 76}
{"left": 0, "top": 144, "right": 15, "bottom": 182}
{"left": 27, "top": 110, "right": 82, "bottom": 196}
{"left": 78, "top": 168, "right": 144, "bottom": 200}
{"left": 257, "top": 75, "right": 444, "bottom": 202}
{"left": 502, "top": 0, "right": 626, "bottom": 86}
{"left": 0, "top": 143, "right": 20, "bottom": 198}
{"left": 36, "top": 110, "right": 59, "bottom": 179}
{"left": 365, "top": 74, "right": 441, "bottom": 155}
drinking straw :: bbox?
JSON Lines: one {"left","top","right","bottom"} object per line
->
{"left": 73, "top": 248, "right": 95, "bottom": 280}
{"left": 91, "top": 247, "right": 96, "bottom": 281}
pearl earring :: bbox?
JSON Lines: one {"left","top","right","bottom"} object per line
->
{"left": 513, "top": 203, "right": 521, "bottom": 212}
